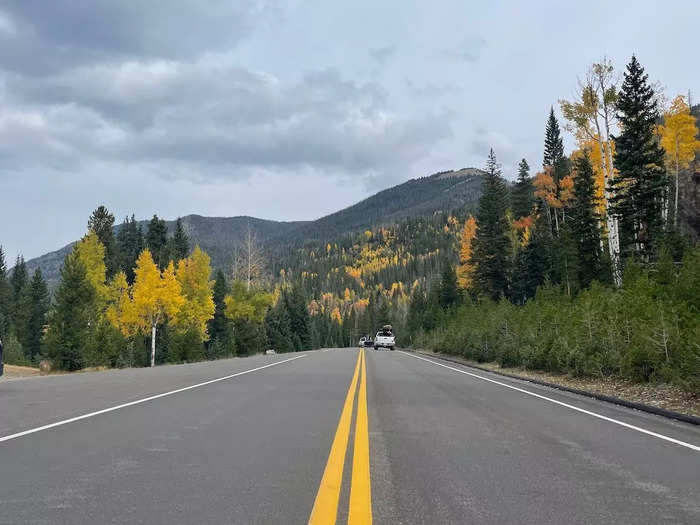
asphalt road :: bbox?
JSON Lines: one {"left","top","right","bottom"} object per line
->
{"left": 1, "top": 349, "right": 699, "bottom": 524}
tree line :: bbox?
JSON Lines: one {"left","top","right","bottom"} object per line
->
{"left": 408, "top": 56, "right": 700, "bottom": 390}
{"left": 0, "top": 209, "right": 319, "bottom": 369}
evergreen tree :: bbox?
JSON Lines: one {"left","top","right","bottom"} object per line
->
{"left": 208, "top": 269, "right": 234, "bottom": 357}
{"left": 23, "top": 269, "right": 49, "bottom": 360}
{"left": 543, "top": 108, "right": 565, "bottom": 172}
{"left": 438, "top": 261, "right": 459, "bottom": 308}
{"left": 146, "top": 215, "right": 169, "bottom": 269}
{"left": 511, "top": 158, "right": 534, "bottom": 220}
{"left": 570, "top": 152, "right": 603, "bottom": 287}
{"left": 285, "top": 286, "right": 311, "bottom": 350}
{"left": 511, "top": 212, "right": 553, "bottom": 303}
{"left": 471, "top": 149, "right": 511, "bottom": 300}
{"left": 117, "top": 215, "right": 144, "bottom": 284}
{"left": 10, "top": 255, "right": 28, "bottom": 306}
{"left": 170, "top": 218, "right": 190, "bottom": 262}
{"left": 88, "top": 206, "right": 119, "bottom": 278}
{"left": 265, "top": 298, "right": 294, "bottom": 353}
{"left": 0, "top": 246, "right": 11, "bottom": 337}
{"left": 9, "top": 255, "right": 29, "bottom": 334}
{"left": 610, "top": 55, "right": 668, "bottom": 259}
{"left": 44, "top": 251, "right": 94, "bottom": 370}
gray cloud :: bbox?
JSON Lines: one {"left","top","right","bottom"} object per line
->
{"left": 369, "top": 46, "right": 396, "bottom": 64}
{"left": 1, "top": 59, "right": 448, "bottom": 178}
{"left": 442, "top": 36, "right": 486, "bottom": 63}
{"left": 0, "top": 1, "right": 277, "bottom": 75}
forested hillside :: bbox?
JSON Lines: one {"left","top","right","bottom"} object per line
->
{"left": 25, "top": 215, "right": 306, "bottom": 289}
{"left": 24, "top": 168, "right": 485, "bottom": 288}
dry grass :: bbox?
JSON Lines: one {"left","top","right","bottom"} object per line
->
{"left": 1, "top": 364, "right": 110, "bottom": 381}
{"left": 1, "top": 364, "right": 42, "bottom": 380}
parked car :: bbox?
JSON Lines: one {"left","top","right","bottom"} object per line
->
{"left": 373, "top": 325, "right": 395, "bottom": 350}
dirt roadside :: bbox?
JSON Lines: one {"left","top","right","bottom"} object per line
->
{"left": 1, "top": 364, "right": 43, "bottom": 380}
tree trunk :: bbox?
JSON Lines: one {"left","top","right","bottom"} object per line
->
{"left": 674, "top": 142, "right": 679, "bottom": 228}
{"left": 150, "top": 324, "right": 157, "bottom": 367}
{"left": 594, "top": 122, "right": 621, "bottom": 286}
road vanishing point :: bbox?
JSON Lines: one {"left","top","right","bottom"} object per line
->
{"left": 1, "top": 349, "right": 699, "bottom": 524}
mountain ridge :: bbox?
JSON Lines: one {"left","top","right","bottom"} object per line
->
{"left": 25, "top": 167, "right": 485, "bottom": 287}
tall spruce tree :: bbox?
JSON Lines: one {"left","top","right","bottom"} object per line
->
{"left": 146, "top": 215, "right": 169, "bottom": 269}
{"left": 511, "top": 158, "right": 534, "bottom": 220}
{"left": 0, "top": 246, "right": 11, "bottom": 337}
{"left": 610, "top": 55, "right": 668, "bottom": 259}
{"left": 117, "top": 215, "right": 144, "bottom": 283}
{"left": 208, "top": 269, "right": 234, "bottom": 357}
{"left": 88, "top": 206, "right": 119, "bottom": 278}
{"left": 471, "top": 149, "right": 511, "bottom": 300}
{"left": 24, "top": 269, "right": 49, "bottom": 360}
{"left": 170, "top": 218, "right": 190, "bottom": 262}
{"left": 438, "top": 260, "right": 459, "bottom": 308}
{"left": 285, "top": 286, "right": 311, "bottom": 350}
{"left": 543, "top": 108, "right": 565, "bottom": 172}
{"left": 44, "top": 251, "right": 94, "bottom": 370}
{"left": 9, "top": 255, "right": 28, "bottom": 333}
{"left": 10, "top": 255, "right": 28, "bottom": 306}
{"left": 570, "top": 152, "right": 603, "bottom": 287}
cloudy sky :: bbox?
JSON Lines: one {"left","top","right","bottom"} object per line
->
{"left": 1, "top": 0, "right": 698, "bottom": 262}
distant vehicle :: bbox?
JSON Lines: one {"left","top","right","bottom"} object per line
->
{"left": 374, "top": 325, "right": 395, "bottom": 350}
{"left": 265, "top": 349, "right": 276, "bottom": 355}
{"left": 359, "top": 336, "right": 373, "bottom": 348}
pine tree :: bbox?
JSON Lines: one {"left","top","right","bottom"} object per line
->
{"left": 471, "top": 149, "right": 511, "bottom": 300}
{"left": 512, "top": 159, "right": 534, "bottom": 220}
{"left": 117, "top": 215, "right": 144, "bottom": 284}
{"left": 0, "top": 246, "right": 11, "bottom": 337}
{"left": 285, "top": 286, "right": 311, "bottom": 350}
{"left": 208, "top": 269, "right": 234, "bottom": 356}
{"left": 543, "top": 108, "right": 565, "bottom": 172}
{"left": 543, "top": 109, "right": 570, "bottom": 232}
{"left": 610, "top": 55, "right": 668, "bottom": 259}
{"left": 9, "top": 255, "right": 29, "bottom": 336}
{"left": 438, "top": 261, "right": 459, "bottom": 308}
{"left": 146, "top": 215, "right": 169, "bottom": 269}
{"left": 88, "top": 206, "right": 119, "bottom": 278}
{"left": 511, "top": 212, "right": 553, "bottom": 303}
{"left": 44, "top": 251, "right": 94, "bottom": 370}
{"left": 10, "top": 255, "right": 28, "bottom": 306}
{"left": 24, "top": 269, "right": 49, "bottom": 360}
{"left": 170, "top": 218, "right": 190, "bottom": 262}
{"left": 265, "top": 297, "right": 294, "bottom": 353}
{"left": 570, "top": 152, "right": 603, "bottom": 287}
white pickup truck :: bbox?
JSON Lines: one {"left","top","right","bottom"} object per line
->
{"left": 373, "top": 326, "right": 395, "bottom": 350}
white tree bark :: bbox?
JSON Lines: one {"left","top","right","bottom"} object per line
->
{"left": 150, "top": 324, "right": 157, "bottom": 367}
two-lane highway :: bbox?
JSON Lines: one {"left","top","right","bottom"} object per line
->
{"left": 1, "top": 349, "right": 699, "bottom": 524}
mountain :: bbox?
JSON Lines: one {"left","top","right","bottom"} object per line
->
{"left": 25, "top": 216, "right": 306, "bottom": 289}
{"left": 276, "top": 168, "right": 484, "bottom": 245}
{"left": 24, "top": 168, "right": 485, "bottom": 288}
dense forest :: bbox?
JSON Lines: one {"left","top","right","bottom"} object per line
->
{"left": 1, "top": 55, "right": 698, "bottom": 392}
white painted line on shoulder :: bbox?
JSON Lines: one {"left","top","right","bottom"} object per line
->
{"left": 0, "top": 355, "right": 307, "bottom": 444}
{"left": 399, "top": 351, "right": 700, "bottom": 453}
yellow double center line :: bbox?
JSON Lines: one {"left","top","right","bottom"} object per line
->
{"left": 308, "top": 349, "right": 372, "bottom": 525}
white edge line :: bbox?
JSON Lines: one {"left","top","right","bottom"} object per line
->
{"left": 399, "top": 351, "right": 700, "bottom": 453}
{"left": 0, "top": 354, "right": 307, "bottom": 444}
